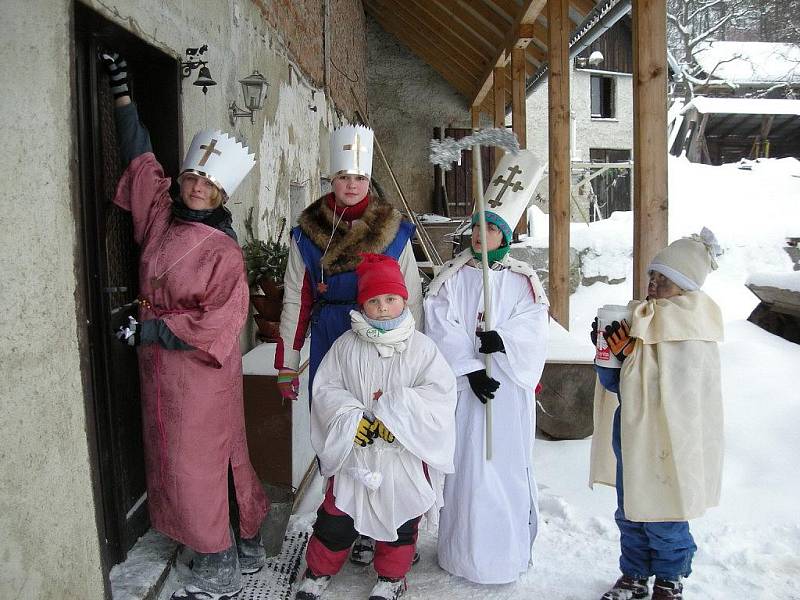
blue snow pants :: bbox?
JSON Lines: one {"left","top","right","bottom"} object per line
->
{"left": 597, "top": 366, "right": 697, "bottom": 580}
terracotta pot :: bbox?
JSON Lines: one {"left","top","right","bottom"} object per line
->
{"left": 254, "top": 314, "right": 281, "bottom": 341}
{"left": 250, "top": 295, "right": 283, "bottom": 321}
{"left": 259, "top": 277, "right": 285, "bottom": 300}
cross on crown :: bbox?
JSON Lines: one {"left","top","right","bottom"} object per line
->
{"left": 343, "top": 133, "right": 369, "bottom": 174}
{"left": 489, "top": 164, "right": 524, "bottom": 208}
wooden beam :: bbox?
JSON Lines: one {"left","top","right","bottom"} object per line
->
{"left": 460, "top": 0, "right": 510, "bottom": 35}
{"left": 570, "top": 0, "right": 596, "bottom": 18}
{"left": 548, "top": 0, "right": 571, "bottom": 328}
{"left": 376, "top": 0, "right": 488, "bottom": 72}
{"left": 437, "top": 0, "right": 505, "bottom": 49}
{"left": 408, "top": 0, "right": 497, "bottom": 57}
{"left": 366, "top": 8, "right": 478, "bottom": 96}
{"left": 493, "top": 65, "right": 507, "bottom": 164}
{"left": 632, "top": 0, "right": 669, "bottom": 299}
{"left": 512, "top": 47, "right": 528, "bottom": 235}
{"left": 472, "top": 0, "right": 548, "bottom": 106}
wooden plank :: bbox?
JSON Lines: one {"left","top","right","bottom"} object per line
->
{"left": 375, "top": 0, "right": 488, "bottom": 72}
{"left": 408, "top": 0, "right": 497, "bottom": 56}
{"left": 493, "top": 65, "right": 507, "bottom": 164}
{"left": 548, "top": 0, "right": 571, "bottom": 327}
{"left": 512, "top": 47, "right": 528, "bottom": 235}
{"left": 632, "top": 0, "right": 668, "bottom": 299}
{"left": 460, "top": 0, "right": 511, "bottom": 35}
{"left": 366, "top": 8, "right": 478, "bottom": 96}
{"left": 472, "top": 0, "right": 548, "bottom": 106}
{"left": 436, "top": 0, "right": 505, "bottom": 49}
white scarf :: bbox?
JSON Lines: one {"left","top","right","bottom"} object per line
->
{"left": 349, "top": 309, "right": 416, "bottom": 357}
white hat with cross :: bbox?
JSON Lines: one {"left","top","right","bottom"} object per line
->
{"left": 473, "top": 149, "right": 545, "bottom": 241}
{"left": 179, "top": 129, "right": 256, "bottom": 200}
{"left": 330, "top": 124, "right": 374, "bottom": 179}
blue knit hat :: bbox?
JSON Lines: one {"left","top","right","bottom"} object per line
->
{"left": 471, "top": 211, "right": 512, "bottom": 244}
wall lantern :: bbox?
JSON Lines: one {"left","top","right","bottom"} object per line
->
{"left": 229, "top": 71, "right": 269, "bottom": 125}
{"left": 181, "top": 45, "right": 217, "bottom": 94}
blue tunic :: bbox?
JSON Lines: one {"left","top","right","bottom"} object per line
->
{"left": 293, "top": 220, "right": 415, "bottom": 398}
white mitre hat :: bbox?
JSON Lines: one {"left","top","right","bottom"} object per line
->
{"left": 330, "top": 125, "right": 374, "bottom": 179}
{"left": 179, "top": 130, "right": 256, "bottom": 200}
{"left": 472, "top": 150, "right": 545, "bottom": 242}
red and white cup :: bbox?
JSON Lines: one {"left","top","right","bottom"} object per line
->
{"left": 594, "top": 304, "right": 632, "bottom": 368}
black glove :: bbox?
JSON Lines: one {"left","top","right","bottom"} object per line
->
{"left": 603, "top": 320, "right": 635, "bottom": 362}
{"left": 466, "top": 369, "right": 500, "bottom": 404}
{"left": 476, "top": 329, "right": 505, "bottom": 354}
{"left": 590, "top": 317, "right": 599, "bottom": 347}
{"left": 100, "top": 51, "right": 129, "bottom": 99}
{"left": 115, "top": 315, "right": 140, "bottom": 347}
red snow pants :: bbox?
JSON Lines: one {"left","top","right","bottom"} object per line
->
{"left": 305, "top": 479, "right": 420, "bottom": 579}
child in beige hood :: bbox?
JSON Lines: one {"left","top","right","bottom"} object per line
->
{"left": 591, "top": 228, "right": 724, "bottom": 600}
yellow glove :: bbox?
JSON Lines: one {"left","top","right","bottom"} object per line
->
{"left": 354, "top": 416, "right": 376, "bottom": 447}
{"left": 371, "top": 419, "right": 395, "bottom": 443}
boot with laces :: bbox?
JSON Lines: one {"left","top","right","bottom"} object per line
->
{"left": 295, "top": 569, "right": 332, "bottom": 600}
{"left": 652, "top": 577, "right": 683, "bottom": 599}
{"left": 368, "top": 576, "right": 406, "bottom": 600}
{"left": 350, "top": 535, "right": 375, "bottom": 566}
{"left": 600, "top": 575, "right": 650, "bottom": 600}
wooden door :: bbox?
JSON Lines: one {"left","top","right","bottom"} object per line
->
{"left": 74, "top": 3, "right": 181, "bottom": 573}
{"left": 438, "top": 127, "right": 495, "bottom": 217}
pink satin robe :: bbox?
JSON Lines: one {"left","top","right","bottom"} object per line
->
{"left": 114, "top": 153, "right": 268, "bottom": 553}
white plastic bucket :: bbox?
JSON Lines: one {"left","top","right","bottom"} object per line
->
{"left": 595, "top": 304, "right": 633, "bottom": 368}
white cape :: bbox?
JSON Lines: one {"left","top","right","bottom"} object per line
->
{"left": 425, "top": 264, "right": 549, "bottom": 584}
{"left": 311, "top": 320, "right": 457, "bottom": 541}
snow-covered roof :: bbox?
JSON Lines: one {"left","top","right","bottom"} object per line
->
{"left": 681, "top": 96, "right": 800, "bottom": 116}
{"left": 692, "top": 41, "right": 800, "bottom": 85}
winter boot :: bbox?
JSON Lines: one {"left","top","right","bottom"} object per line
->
{"left": 652, "top": 577, "right": 683, "bottom": 599}
{"left": 350, "top": 535, "right": 375, "bottom": 566}
{"left": 172, "top": 542, "right": 243, "bottom": 600}
{"left": 600, "top": 575, "right": 650, "bottom": 600}
{"left": 295, "top": 568, "right": 332, "bottom": 600}
{"left": 238, "top": 531, "right": 267, "bottom": 575}
{"left": 368, "top": 576, "right": 407, "bottom": 600}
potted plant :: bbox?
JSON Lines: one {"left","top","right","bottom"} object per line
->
{"left": 242, "top": 210, "right": 289, "bottom": 341}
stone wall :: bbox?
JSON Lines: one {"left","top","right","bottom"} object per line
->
{"left": 366, "top": 16, "right": 471, "bottom": 214}
{"left": 0, "top": 1, "right": 368, "bottom": 596}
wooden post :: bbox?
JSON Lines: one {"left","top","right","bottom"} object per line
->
{"left": 493, "top": 64, "right": 506, "bottom": 164}
{"left": 548, "top": 0, "right": 571, "bottom": 328}
{"left": 471, "top": 105, "right": 482, "bottom": 212}
{"left": 512, "top": 47, "right": 529, "bottom": 236}
{"left": 632, "top": 0, "right": 669, "bottom": 299}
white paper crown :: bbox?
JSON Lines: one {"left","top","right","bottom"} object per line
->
{"left": 475, "top": 150, "right": 545, "bottom": 238}
{"left": 330, "top": 125, "right": 374, "bottom": 178}
{"left": 179, "top": 130, "right": 256, "bottom": 199}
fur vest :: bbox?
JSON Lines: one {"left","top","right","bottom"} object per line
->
{"left": 297, "top": 194, "right": 404, "bottom": 275}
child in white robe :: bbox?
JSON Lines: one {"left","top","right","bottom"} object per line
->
{"left": 425, "top": 150, "right": 549, "bottom": 585}
{"left": 295, "top": 254, "right": 457, "bottom": 600}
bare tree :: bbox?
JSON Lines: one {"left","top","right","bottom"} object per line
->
{"left": 667, "top": 0, "right": 758, "bottom": 100}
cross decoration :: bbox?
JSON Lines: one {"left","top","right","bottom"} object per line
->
{"left": 488, "top": 164, "right": 524, "bottom": 208}
{"left": 199, "top": 139, "right": 222, "bottom": 166}
{"left": 343, "top": 133, "right": 369, "bottom": 173}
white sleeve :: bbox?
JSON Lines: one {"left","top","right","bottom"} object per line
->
{"left": 398, "top": 241, "right": 424, "bottom": 331}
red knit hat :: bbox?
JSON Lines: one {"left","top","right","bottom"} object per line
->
{"left": 356, "top": 253, "right": 408, "bottom": 305}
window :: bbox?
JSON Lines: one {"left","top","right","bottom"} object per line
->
{"left": 590, "top": 75, "right": 614, "bottom": 118}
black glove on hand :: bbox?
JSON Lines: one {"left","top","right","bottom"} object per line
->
{"left": 476, "top": 329, "right": 505, "bottom": 354}
{"left": 115, "top": 316, "right": 140, "bottom": 347}
{"left": 100, "top": 51, "right": 129, "bottom": 99}
{"left": 590, "top": 317, "right": 599, "bottom": 347}
{"left": 466, "top": 369, "right": 501, "bottom": 404}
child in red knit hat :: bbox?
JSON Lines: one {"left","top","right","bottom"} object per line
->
{"left": 294, "top": 254, "right": 457, "bottom": 600}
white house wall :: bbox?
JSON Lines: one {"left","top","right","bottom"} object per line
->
{"left": 526, "top": 65, "right": 633, "bottom": 218}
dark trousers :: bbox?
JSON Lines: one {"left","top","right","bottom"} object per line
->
{"left": 305, "top": 479, "right": 420, "bottom": 579}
